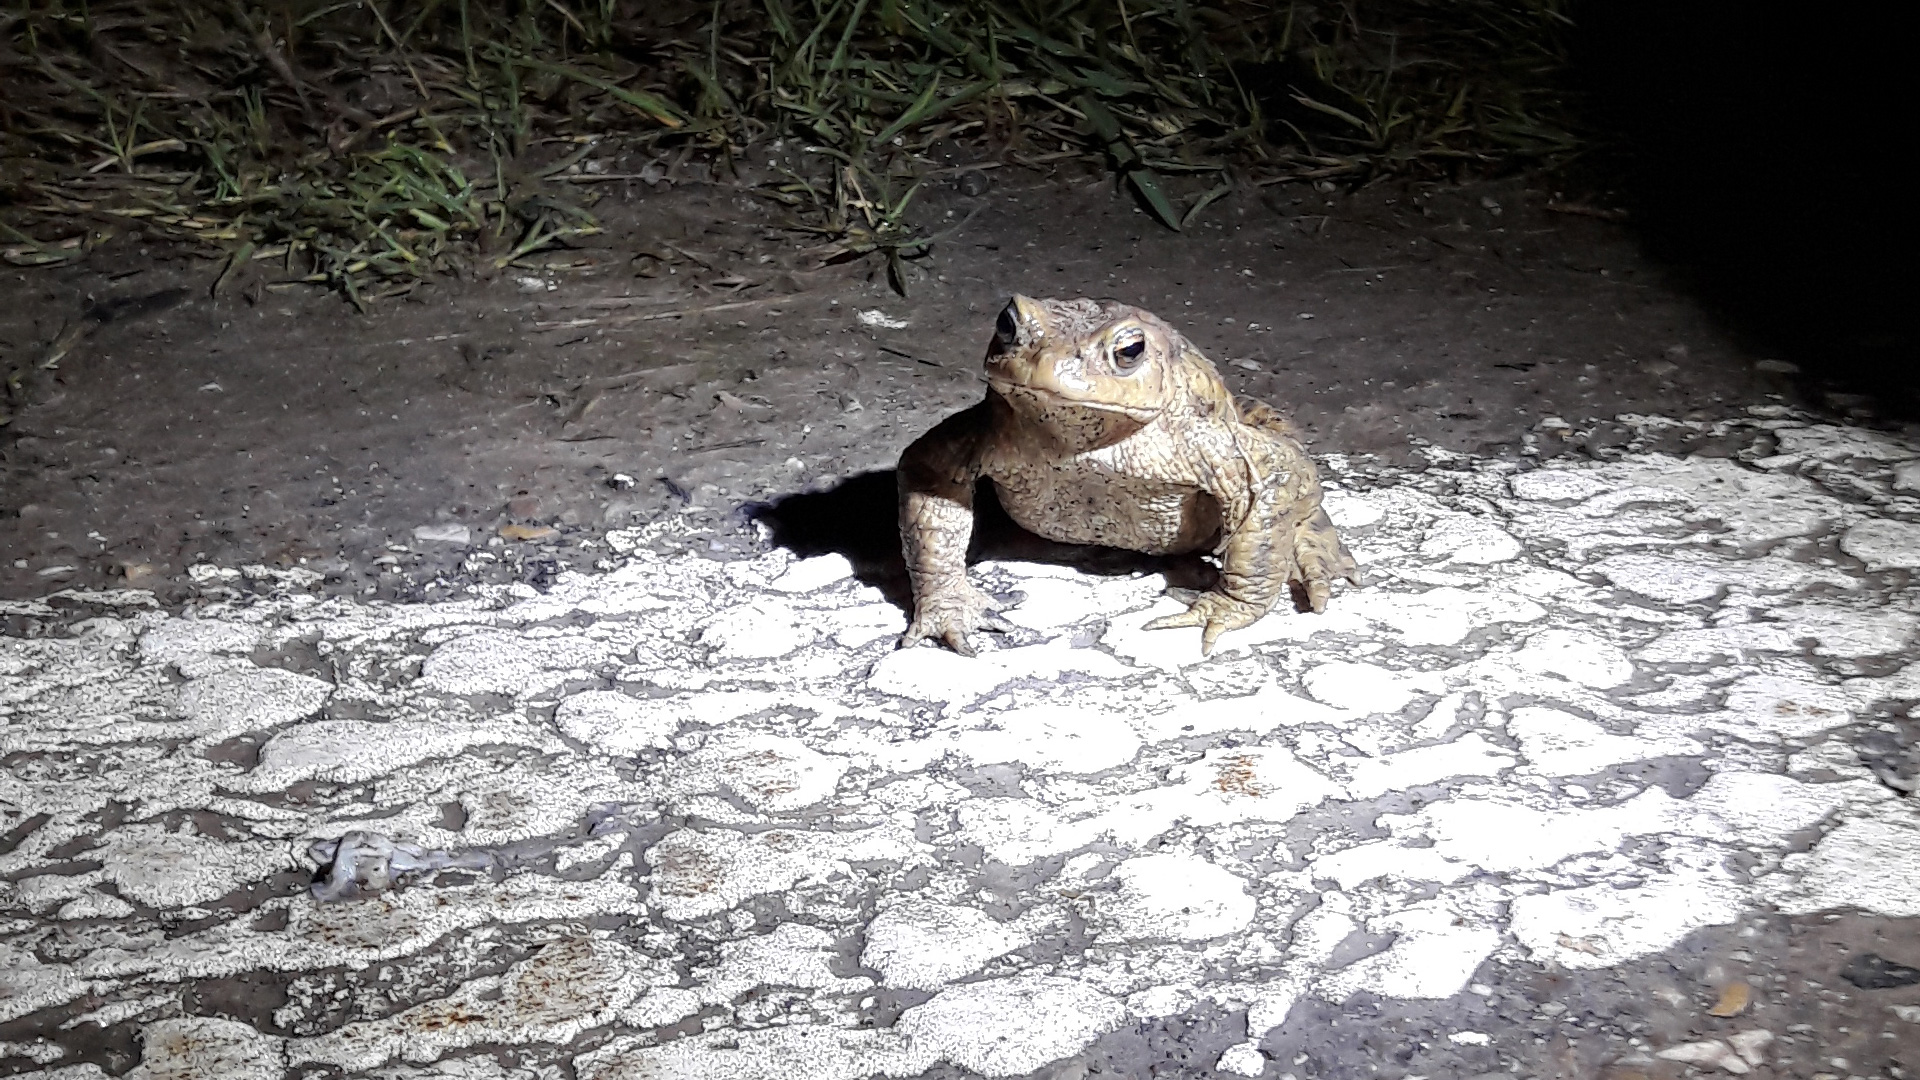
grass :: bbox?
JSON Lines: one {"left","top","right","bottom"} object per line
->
{"left": 1, "top": 0, "right": 683, "bottom": 307}
{"left": 0, "top": 0, "right": 1581, "bottom": 306}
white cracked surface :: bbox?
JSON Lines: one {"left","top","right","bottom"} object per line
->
{"left": 895, "top": 974, "right": 1128, "bottom": 1077}
{"left": 862, "top": 900, "right": 1034, "bottom": 991}
{"left": 3, "top": 413, "right": 1919, "bottom": 1079}
{"left": 1098, "top": 852, "right": 1256, "bottom": 942}
{"left": 95, "top": 825, "right": 292, "bottom": 909}
{"left": 126, "top": 1017, "right": 286, "bottom": 1080}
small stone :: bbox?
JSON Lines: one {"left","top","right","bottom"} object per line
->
{"left": 957, "top": 170, "right": 991, "bottom": 197}
{"left": 1894, "top": 461, "right": 1920, "bottom": 493}
{"left": 856, "top": 309, "right": 909, "bottom": 330}
{"left": 413, "top": 524, "right": 471, "bottom": 546}
{"left": 1726, "top": 1030, "right": 1772, "bottom": 1067}
{"left": 1839, "top": 951, "right": 1920, "bottom": 989}
{"left": 1216, "top": 1041, "right": 1266, "bottom": 1076}
{"left": 1708, "top": 980, "right": 1751, "bottom": 1017}
{"left": 120, "top": 562, "right": 161, "bottom": 586}
{"left": 1755, "top": 358, "right": 1800, "bottom": 375}
{"left": 1449, "top": 1031, "right": 1493, "bottom": 1045}
{"left": 607, "top": 473, "right": 637, "bottom": 490}
{"left": 1655, "top": 1038, "right": 1750, "bottom": 1074}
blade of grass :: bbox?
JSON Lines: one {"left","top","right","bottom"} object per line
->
{"left": 212, "top": 240, "right": 256, "bottom": 296}
{"left": 1179, "top": 179, "right": 1232, "bottom": 228}
{"left": 510, "top": 58, "right": 688, "bottom": 128}
{"left": 1081, "top": 95, "right": 1181, "bottom": 231}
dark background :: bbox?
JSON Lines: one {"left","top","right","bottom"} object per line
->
{"left": 1574, "top": 0, "right": 1910, "bottom": 405}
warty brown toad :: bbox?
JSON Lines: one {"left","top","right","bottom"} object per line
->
{"left": 898, "top": 295, "right": 1359, "bottom": 655}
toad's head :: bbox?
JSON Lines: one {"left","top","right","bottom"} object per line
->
{"left": 983, "top": 294, "right": 1229, "bottom": 447}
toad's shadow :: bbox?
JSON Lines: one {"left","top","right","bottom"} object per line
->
{"left": 751, "top": 470, "right": 1217, "bottom": 614}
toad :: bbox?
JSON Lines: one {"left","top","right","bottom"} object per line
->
{"left": 898, "top": 295, "right": 1358, "bottom": 655}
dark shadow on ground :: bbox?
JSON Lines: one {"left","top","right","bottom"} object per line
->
{"left": 1571, "top": 0, "right": 1910, "bottom": 414}
{"left": 750, "top": 470, "right": 1216, "bottom": 612}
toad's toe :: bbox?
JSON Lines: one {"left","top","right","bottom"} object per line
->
{"left": 1144, "top": 591, "right": 1267, "bottom": 655}
{"left": 902, "top": 580, "right": 1001, "bottom": 655}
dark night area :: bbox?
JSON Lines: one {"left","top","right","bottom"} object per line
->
{"left": 1, "top": 3, "right": 1917, "bottom": 1080}
{"left": 1574, "top": 0, "right": 1910, "bottom": 405}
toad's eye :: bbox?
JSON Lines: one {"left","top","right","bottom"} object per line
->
{"left": 988, "top": 303, "right": 1021, "bottom": 357}
{"left": 1111, "top": 330, "right": 1148, "bottom": 373}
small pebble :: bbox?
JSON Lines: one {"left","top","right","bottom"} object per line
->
{"left": 413, "top": 524, "right": 471, "bottom": 546}
{"left": 1709, "top": 980, "right": 1752, "bottom": 1017}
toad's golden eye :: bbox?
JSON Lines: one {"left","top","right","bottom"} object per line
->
{"left": 1111, "top": 329, "right": 1147, "bottom": 373}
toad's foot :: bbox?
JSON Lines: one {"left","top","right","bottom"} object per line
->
{"left": 901, "top": 579, "right": 1008, "bottom": 657}
{"left": 1143, "top": 591, "right": 1268, "bottom": 655}
{"left": 1293, "top": 506, "right": 1361, "bottom": 613}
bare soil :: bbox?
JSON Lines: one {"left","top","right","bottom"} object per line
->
{"left": 0, "top": 167, "right": 1821, "bottom": 601}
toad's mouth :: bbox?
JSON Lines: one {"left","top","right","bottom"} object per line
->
{"left": 987, "top": 377, "right": 1160, "bottom": 421}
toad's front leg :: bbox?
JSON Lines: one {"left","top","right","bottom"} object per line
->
{"left": 898, "top": 404, "right": 1001, "bottom": 656}
{"left": 1291, "top": 502, "right": 1361, "bottom": 613}
{"left": 1143, "top": 514, "right": 1293, "bottom": 654}
{"left": 1145, "top": 433, "right": 1306, "bottom": 653}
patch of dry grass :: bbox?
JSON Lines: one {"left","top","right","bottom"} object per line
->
{"left": 0, "top": 0, "right": 1580, "bottom": 306}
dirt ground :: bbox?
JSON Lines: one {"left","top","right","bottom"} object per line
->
{"left": 0, "top": 164, "right": 1826, "bottom": 601}
{"left": 3, "top": 161, "right": 1918, "bottom": 1079}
